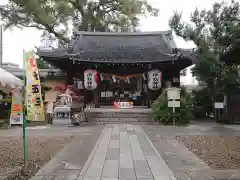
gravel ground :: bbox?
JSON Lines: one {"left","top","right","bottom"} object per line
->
{"left": 0, "top": 135, "right": 74, "bottom": 180}
{"left": 175, "top": 135, "right": 240, "bottom": 170}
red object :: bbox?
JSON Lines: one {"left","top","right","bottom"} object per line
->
{"left": 29, "top": 57, "right": 36, "bottom": 68}
{"left": 54, "top": 84, "right": 66, "bottom": 93}
{"left": 67, "top": 85, "right": 73, "bottom": 90}
{"left": 53, "top": 84, "right": 83, "bottom": 103}
{"left": 113, "top": 102, "right": 118, "bottom": 108}
{"left": 94, "top": 72, "right": 99, "bottom": 84}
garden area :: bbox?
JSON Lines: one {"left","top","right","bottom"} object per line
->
{"left": 151, "top": 0, "right": 240, "bottom": 126}
{"left": 175, "top": 135, "right": 240, "bottom": 170}
{"left": 0, "top": 132, "right": 74, "bottom": 180}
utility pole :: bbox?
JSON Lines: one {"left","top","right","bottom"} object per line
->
{"left": 0, "top": 25, "right": 2, "bottom": 67}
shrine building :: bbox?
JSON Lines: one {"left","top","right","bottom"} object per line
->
{"left": 37, "top": 31, "right": 193, "bottom": 108}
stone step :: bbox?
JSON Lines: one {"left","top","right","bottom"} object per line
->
{"left": 86, "top": 112, "right": 153, "bottom": 118}
{"left": 90, "top": 117, "right": 152, "bottom": 122}
{"left": 84, "top": 108, "right": 153, "bottom": 122}
{"left": 95, "top": 113, "right": 151, "bottom": 118}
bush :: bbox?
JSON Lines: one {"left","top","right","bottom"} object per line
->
{"left": 151, "top": 88, "right": 193, "bottom": 125}
{"left": 0, "top": 120, "right": 4, "bottom": 127}
{"left": 192, "top": 87, "right": 213, "bottom": 119}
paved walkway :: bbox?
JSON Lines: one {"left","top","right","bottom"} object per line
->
{"left": 29, "top": 123, "right": 240, "bottom": 180}
{"left": 78, "top": 124, "right": 176, "bottom": 180}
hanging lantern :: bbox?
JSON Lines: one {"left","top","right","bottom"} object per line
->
{"left": 112, "top": 76, "right": 116, "bottom": 83}
{"left": 84, "top": 69, "right": 98, "bottom": 90}
{"left": 142, "top": 73, "right": 146, "bottom": 81}
{"left": 147, "top": 69, "right": 162, "bottom": 90}
{"left": 127, "top": 77, "right": 130, "bottom": 84}
{"left": 100, "top": 73, "right": 104, "bottom": 81}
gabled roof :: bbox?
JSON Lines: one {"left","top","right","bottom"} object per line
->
{"left": 38, "top": 31, "right": 192, "bottom": 64}
{"left": 3, "top": 67, "right": 66, "bottom": 77}
{"left": 70, "top": 31, "right": 178, "bottom": 63}
{"left": 37, "top": 47, "right": 71, "bottom": 58}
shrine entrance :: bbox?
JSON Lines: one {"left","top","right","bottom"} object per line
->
{"left": 38, "top": 31, "right": 193, "bottom": 109}
{"left": 99, "top": 73, "right": 147, "bottom": 107}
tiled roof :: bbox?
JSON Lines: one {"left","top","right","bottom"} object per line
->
{"left": 3, "top": 67, "right": 66, "bottom": 77}
{"left": 70, "top": 31, "right": 179, "bottom": 63}
{"left": 37, "top": 47, "right": 71, "bottom": 58}
{"left": 38, "top": 31, "right": 189, "bottom": 63}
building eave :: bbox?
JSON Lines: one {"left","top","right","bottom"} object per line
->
{"left": 73, "top": 30, "right": 173, "bottom": 36}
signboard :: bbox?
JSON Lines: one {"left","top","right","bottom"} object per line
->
{"left": 84, "top": 69, "right": 98, "bottom": 90}
{"left": 24, "top": 51, "right": 45, "bottom": 121}
{"left": 114, "top": 101, "right": 133, "bottom": 108}
{"left": 167, "top": 88, "right": 181, "bottom": 100}
{"left": 147, "top": 70, "right": 162, "bottom": 90}
{"left": 168, "top": 100, "right": 180, "bottom": 108}
{"left": 45, "top": 101, "right": 54, "bottom": 114}
{"left": 214, "top": 102, "right": 224, "bottom": 109}
{"left": 10, "top": 90, "right": 23, "bottom": 125}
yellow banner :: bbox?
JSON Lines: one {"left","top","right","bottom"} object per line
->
{"left": 24, "top": 51, "right": 45, "bottom": 121}
{"left": 10, "top": 90, "right": 23, "bottom": 125}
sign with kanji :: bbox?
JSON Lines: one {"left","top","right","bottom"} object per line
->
{"left": 147, "top": 70, "right": 162, "bottom": 90}
{"left": 24, "top": 51, "right": 45, "bottom": 121}
{"left": 84, "top": 69, "right": 98, "bottom": 90}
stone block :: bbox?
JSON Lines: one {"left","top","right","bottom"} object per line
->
{"left": 106, "top": 148, "right": 119, "bottom": 160}
{"left": 134, "top": 160, "right": 153, "bottom": 179}
{"left": 102, "top": 160, "right": 119, "bottom": 178}
{"left": 119, "top": 168, "right": 136, "bottom": 180}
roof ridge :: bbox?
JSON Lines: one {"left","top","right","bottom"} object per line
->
{"left": 73, "top": 30, "right": 172, "bottom": 36}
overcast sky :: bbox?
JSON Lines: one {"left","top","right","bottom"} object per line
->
{"left": 0, "top": 0, "right": 234, "bottom": 84}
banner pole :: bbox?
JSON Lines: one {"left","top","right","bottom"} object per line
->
{"left": 23, "top": 51, "right": 27, "bottom": 166}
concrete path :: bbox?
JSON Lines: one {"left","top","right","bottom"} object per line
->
{"left": 29, "top": 123, "right": 240, "bottom": 180}
{"left": 78, "top": 124, "right": 176, "bottom": 180}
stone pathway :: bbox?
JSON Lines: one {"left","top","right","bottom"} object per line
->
{"left": 78, "top": 124, "right": 176, "bottom": 180}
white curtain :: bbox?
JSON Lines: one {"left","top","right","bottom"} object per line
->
{"left": 0, "top": 67, "right": 23, "bottom": 93}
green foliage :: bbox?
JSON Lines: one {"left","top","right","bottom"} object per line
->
{"left": 36, "top": 57, "right": 53, "bottom": 69}
{"left": 169, "top": 0, "right": 240, "bottom": 98}
{"left": 192, "top": 87, "right": 213, "bottom": 118}
{"left": 151, "top": 89, "right": 193, "bottom": 125}
{"left": 0, "top": 0, "right": 158, "bottom": 45}
{"left": 0, "top": 98, "right": 11, "bottom": 103}
{"left": 42, "top": 86, "right": 52, "bottom": 91}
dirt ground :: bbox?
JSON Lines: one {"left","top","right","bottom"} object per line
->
{"left": 175, "top": 135, "right": 240, "bottom": 170}
{"left": 0, "top": 135, "right": 74, "bottom": 180}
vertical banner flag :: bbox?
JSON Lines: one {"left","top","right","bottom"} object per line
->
{"left": 24, "top": 51, "right": 45, "bottom": 121}
{"left": 10, "top": 90, "right": 23, "bottom": 125}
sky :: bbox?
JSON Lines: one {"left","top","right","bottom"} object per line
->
{"left": 0, "top": 0, "right": 234, "bottom": 85}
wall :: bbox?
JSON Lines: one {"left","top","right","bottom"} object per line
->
{"left": 42, "top": 79, "right": 66, "bottom": 90}
{"left": 42, "top": 78, "right": 66, "bottom": 101}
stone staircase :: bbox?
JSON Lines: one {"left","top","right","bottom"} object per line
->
{"left": 85, "top": 108, "right": 154, "bottom": 123}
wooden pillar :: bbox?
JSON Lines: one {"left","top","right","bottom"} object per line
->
{"left": 172, "top": 69, "right": 181, "bottom": 87}
{"left": 94, "top": 87, "right": 100, "bottom": 108}
{"left": 147, "top": 91, "right": 152, "bottom": 108}
{"left": 67, "top": 61, "right": 74, "bottom": 85}
{"left": 146, "top": 65, "right": 151, "bottom": 108}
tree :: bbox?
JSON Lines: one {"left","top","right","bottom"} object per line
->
{"left": 169, "top": 0, "right": 240, "bottom": 99}
{"left": 0, "top": 0, "right": 158, "bottom": 45}
{"left": 36, "top": 57, "right": 54, "bottom": 69}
